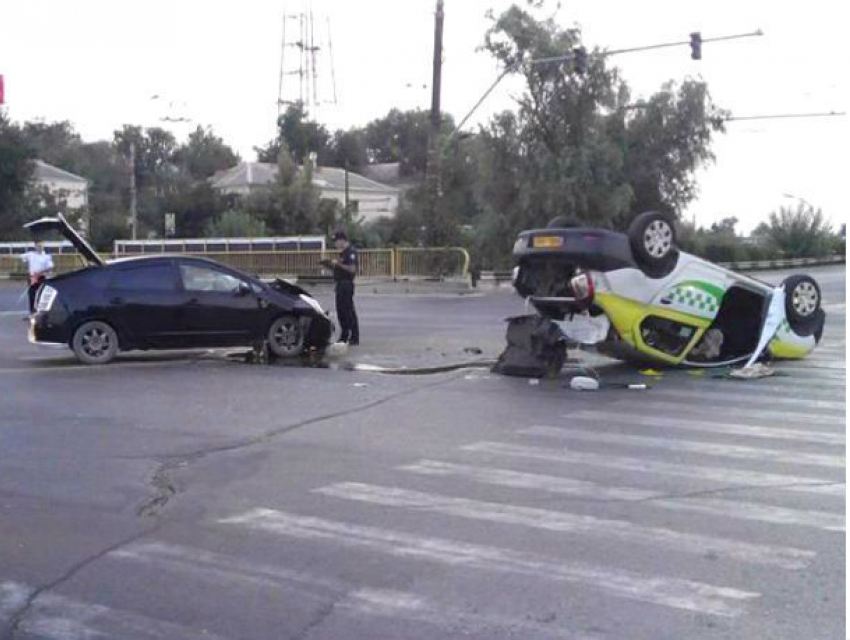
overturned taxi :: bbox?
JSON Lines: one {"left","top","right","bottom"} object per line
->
{"left": 511, "top": 212, "right": 825, "bottom": 367}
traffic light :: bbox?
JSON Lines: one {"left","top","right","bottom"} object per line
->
{"left": 573, "top": 46, "right": 587, "bottom": 74}
{"left": 690, "top": 32, "right": 702, "bottom": 60}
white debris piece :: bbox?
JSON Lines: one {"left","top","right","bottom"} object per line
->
{"left": 569, "top": 376, "right": 600, "bottom": 390}
{"left": 729, "top": 364, "right": 776, "bottom": 379}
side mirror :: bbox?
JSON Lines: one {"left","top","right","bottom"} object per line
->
{"left": 236, "top": 282, "right": 252, "bottom": 296}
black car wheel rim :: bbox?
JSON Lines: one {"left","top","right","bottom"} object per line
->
{"left": 792, "top": 282, "right": 819, "bottom": 317}
{"left": 643, "top": 220, "right": 673, "bottom": 258}
{"left": 81, "top": 327, "right": 112, "bottom": 358}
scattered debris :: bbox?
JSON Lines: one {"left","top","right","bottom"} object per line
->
{"left": 690, "top": 328, "right": 724, "bottom": 360}
{"left": 492, "top": 315, "right": 567, "bottom": 378}
{"left": 728, "top": 363, "right": 776, "bottom": 379}
{"left": 567, "top": 376, "right": 649, "bottom": 391}
{"left": 326, "top": 341, "right": 349, "bottom": 358}
{"left": 639, "top": 368, "right": 664, "bottom": 377}
{"left": 569, "top": 376, "right": 599, "bottom": 391}
{"left": 463, "top": 346, "right": 484, "bottom": 355}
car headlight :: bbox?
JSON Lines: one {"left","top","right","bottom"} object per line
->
{"left": 299, "top": 293, "right": 324, "bottom": 315}
{"left": 511, "top": 265, "right": 520, "bottom": 284}
{"left": 36, "top": 285, "right": 58, "bottom": 312}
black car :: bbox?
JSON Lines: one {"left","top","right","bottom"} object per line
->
{"left": 25, "top": 215, "right": 333, "bottom": 365}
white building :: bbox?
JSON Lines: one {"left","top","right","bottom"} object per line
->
{"left": 210, "top": 162, "right": 399, "bottom": 224}
{"left": 31, "top": 160, "right": 89, "bottom": 210}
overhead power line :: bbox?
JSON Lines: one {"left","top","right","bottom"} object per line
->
{"left": 726, "top": 111, "right": 846, "bottom": 122}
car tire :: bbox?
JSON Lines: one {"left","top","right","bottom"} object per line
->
{"left": 628, "top": 211, "right": 678, "bottom": 276}
{"left": 71, "top": 320, "right": 119, "bottom": 365}
{"left": 268, "top": 314, "right": 305, "bottom": 358}
{"left": 783, "top": 275, "right": 821, "bottom": 330}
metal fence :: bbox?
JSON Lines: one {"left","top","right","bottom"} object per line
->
{"left": 1, "top": 247, "right": 470, "bottom": 280}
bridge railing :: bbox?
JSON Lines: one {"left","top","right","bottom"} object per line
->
{"left": 0, "top": 247, "right": 471, "bottom": 280}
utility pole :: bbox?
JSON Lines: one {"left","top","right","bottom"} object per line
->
{"left": 425, "top": 0, "right": 444, "bottom": 246}
{"left": 129, "top": 141, "right": 138, "bottom": 240}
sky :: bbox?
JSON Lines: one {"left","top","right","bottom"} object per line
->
{"left": 1, "top": 0, "right": 847, "bottom": 233}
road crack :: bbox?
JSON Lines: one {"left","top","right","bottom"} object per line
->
{"left": 136, "top": 372, "right": 466, "bottom": 518}
{"left": 3, "top": 528, "right": 156, "bottom": 640}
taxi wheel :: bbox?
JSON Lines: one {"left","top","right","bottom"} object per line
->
{"left": 628, "top": 211, "right": 679, "bottom": 276}
{"left": 71, "top": 320, "right": 119, "bottom": 365}
{"left": 268, "top": 315, "right": 305, "bottom": 358}
{"left": 783, "top": 275, "right": 821, "bottom": 328}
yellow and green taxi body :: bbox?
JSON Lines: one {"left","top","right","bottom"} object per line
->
{"left": 512, "top": 222, "right": 825, "bottom": 368}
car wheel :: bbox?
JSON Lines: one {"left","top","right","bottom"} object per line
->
{"left": 71, "top": 320, "right": 119, "bottom": 365}
{"left": 268, "top": 315, "right": 305, "bottom": 357}
{"left": 783, "top": 275, "right": 821, "bottom": 328}
{"left": 628, "top": 211, "right": 679, "bottom": 275}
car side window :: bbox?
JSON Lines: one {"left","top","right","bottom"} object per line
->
{"left": 180, "top": 264, "right": 244, "bottom": 293}
{"left": 110, "top": 264, "right": 178, "bottom": 291}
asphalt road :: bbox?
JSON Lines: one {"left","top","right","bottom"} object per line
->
{"left": 0, "top": 266, "right": 845, "bottom": 640}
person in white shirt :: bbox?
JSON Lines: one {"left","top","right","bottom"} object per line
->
{"left": 20, "top": 241, "right": 54, "bottom": 312}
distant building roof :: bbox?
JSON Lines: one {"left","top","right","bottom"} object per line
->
{"left": 32, "top": 160, "right": 87, "bottom": 184}
{"left": 360, "top": 162, "right": 401, "bottom": 185}
{"left": 210, "top": 162, "right": 399, "bottom": 194}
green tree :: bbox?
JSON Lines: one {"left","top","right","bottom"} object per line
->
{"left": 173, "top": 126, "right": 240, "bottom": 180}
{"left": 21, "top": 120, "right": 82, "bottom": 171}
{"left": 0, "top": 112, "right": 35, "bottom": 239}
{"left": 243, "top": 144, "right": 321, "bottom": 235}
{"left": 752, "top": 203, "right": 834, "bottom": 258}
{"left": 364, "top": 109, "right": 434, "bottom": 177}
{"left": 619, "top": 81, "right": 727, "bottom": 226}
{"left": 205, "top": 210, "right": 267, "bottom": 238}
{"left": 463, "top": 2, "right": 727, "bottom": 265}
{"left": 113, "top": 125, "right": 180, "bottom": 237}
{"left": 165, "top": 182, "right": 228, "bottom": 238}
{"left": 326, "top": 129, "right": 369, "bottom": 172}
{"left": 257, "top": 102, "right": 331, "bottom": 165}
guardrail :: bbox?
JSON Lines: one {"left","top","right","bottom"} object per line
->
{"left": 0, "top": 247, "right": 471, "bottom": 280}
{"left": 718, "top": 255, "right": 846, "bottom": 271}
{"left": 476, "top": 254, "right": 846, "bottom": 286}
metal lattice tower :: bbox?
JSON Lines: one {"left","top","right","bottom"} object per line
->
{"left": 278, "top": 2, "right": 337, "bottom": 121}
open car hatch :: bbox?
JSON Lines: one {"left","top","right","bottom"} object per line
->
{"left": 24, "top": 213, "right": 104, "bottom": 266}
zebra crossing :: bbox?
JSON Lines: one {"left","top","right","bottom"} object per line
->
{"left": 4, "top": 348, "right": 845, "bottom": 639}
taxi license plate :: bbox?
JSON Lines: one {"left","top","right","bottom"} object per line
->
{"left": 532, "top": 235, "right": 564, "bottom": 248}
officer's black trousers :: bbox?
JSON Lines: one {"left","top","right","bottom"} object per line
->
{"left": 335, "top": 281, "right": 359, "bottom": 344}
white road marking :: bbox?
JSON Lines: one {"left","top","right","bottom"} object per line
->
{"left": 563, "top": 411, "right": 844, "bottom": 446}
{"left": 111, "top": 544, "right": 588, "bottom": 639}
{"left": 523, "top": 426, "right": 844, "bottom": 469}
{"left": 780, "top": 361, "right": 847, "bottom": 372}
{"left": 463, "top": 442, "right": 845, "bottom": 497}
{"left": 314, "top": 483, "right": 814, "bottom": 569}
{"left": 219, "top": 509, "right": 759, "bottom": 617}
{"left": 0, "top": 581, "right": 31, "bottom": 617}
{"left": 812, "top": 344, "right": 845, "bottom": 354}
{"left": 684, "top": 381, "right": 844, "bottom": 396}
{"left": 642, "top": 388, "right": 845, "bottom": 412}
{"left": 586, "top": 401, "right": 844, "bottom": 427}
{"left": 341, "top": 587, "right": 601, "bottom": 640}
{"left": 400, "top": 460, "right": 844, "bottom": 532}
{"left": 0, "top": 581, "right": 230, "bottom": 640}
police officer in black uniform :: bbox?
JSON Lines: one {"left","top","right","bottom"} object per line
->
{"left": 328, "top": 230, "right": 359, "bottom": 345}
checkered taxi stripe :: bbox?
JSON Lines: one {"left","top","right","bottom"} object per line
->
{"left": 662, "top": 286, "right": 719, "bottom": 314}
